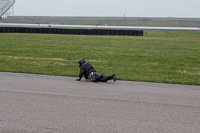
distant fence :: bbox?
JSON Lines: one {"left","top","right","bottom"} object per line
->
{"left": 0, "top": 27, "right": 143, "bottom": 36}
{"left": 7, "top": 16, "right": 200, "bottom": 21}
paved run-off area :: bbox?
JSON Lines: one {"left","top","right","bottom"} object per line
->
{"left": 0, "top": 72, "right": 200, "bottom": 133}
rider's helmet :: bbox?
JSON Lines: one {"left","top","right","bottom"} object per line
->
{"left": 78, "top": 58, "right": 86, "bottom": 67}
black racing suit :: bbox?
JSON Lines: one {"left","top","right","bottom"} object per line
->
{"left": 96, "top": 74, "right": 113, "bottom": 82}
{"left": 78, "top": 61, "right": 113, "bottom": 82}
{"left": 78, "top": 62, "right": 96, "bottom": 81}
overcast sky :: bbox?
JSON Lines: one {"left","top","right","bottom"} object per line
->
{"left": 14, "top": 0, "right": 200, "bottom": 18}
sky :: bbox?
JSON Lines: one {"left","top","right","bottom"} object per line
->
{"left": 14, "top": 0, "right": 200, "bottom": 18}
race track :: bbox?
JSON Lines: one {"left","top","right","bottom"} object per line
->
{"left": 0, "top": 72, "right": 200, "bottom": 133}
{"left": 1, "top": 23, "right": 200, "bottom": 31}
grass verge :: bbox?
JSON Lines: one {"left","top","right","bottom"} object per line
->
{"left": 0, "top": 31, "right": 200, "bottom": 85}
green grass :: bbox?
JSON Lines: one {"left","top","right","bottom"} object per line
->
{"left": 0, "top": 31, "right": 200, "bottom": 85}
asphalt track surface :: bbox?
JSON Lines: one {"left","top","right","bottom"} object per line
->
{"left": 1, "top": 23, "right": 200, "bottom": 31}
{"left": 0, "top": 72, "right": 200, "bottom": 133}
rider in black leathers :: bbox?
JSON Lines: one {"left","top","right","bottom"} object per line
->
{"left": 76, "top": 58, "right": 116, "bottom": 82}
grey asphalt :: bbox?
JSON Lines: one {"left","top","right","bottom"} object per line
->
{"left": 1, "top": 23, "right": 200, "bottom": 31}
{"left": 0, "top": 72, "right": 200, "bottom": 133}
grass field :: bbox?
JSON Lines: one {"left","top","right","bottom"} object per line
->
{"left": 0, "top": 31, "right": 200, "bottom": 85}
